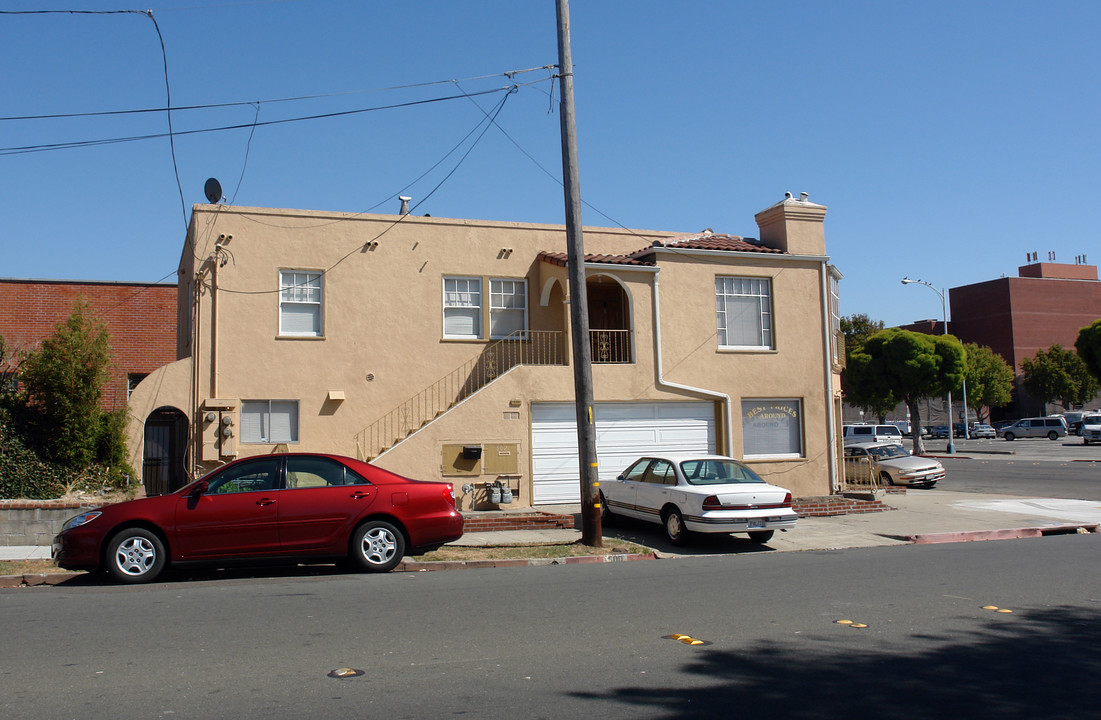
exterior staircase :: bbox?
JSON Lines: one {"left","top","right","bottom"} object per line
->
{"left": 354, "top": 330, "right": 566, "bottom": 461}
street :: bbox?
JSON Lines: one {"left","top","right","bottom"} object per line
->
{"left": 2, "top": 534, "right": 1099, "bottom": 719}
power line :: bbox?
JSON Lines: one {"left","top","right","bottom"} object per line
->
{"left": 0, "top": 81, "right": 545, "bottom": 157}
{"left": 0, "top": 66, "right": 556, "bottom": 122}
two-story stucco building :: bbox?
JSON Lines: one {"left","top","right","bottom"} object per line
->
{"left": 127, "top": 194, "right": 844, "bottom": 507}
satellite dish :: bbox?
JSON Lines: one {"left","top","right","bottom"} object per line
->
{"left": 204, "top": 178, "right": 223, "bottom": 204}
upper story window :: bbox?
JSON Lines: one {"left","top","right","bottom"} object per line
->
{"left": 443, "top": 276, "right": 528, "bottom": 340}
{"left": 829, "top": 270, "right": 842, "bottom": 366}
{"left": 241, "top": 400, "right": 299, "bottom": 444}
{"left": 280, "top": 271, "right": 323, "bottom": 337}
{"left": 443, "top": 277, "right": 482, "bottom": 339}
{"left": 716, "top": 276, "right": 773, "bottom": 350}
{"left": 490, "top": 279, "right": 528, "bottom": 339}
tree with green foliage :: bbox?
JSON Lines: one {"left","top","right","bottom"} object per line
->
{"left": 1021, "top": 344, "right": 1099, "bottom": 413}
{"left": 1076, "top": 319, "right": 1101, "bottom": 382}
{"left": 16, "top": 301, "right": 124, "bottom": 470}
{"left": 846, "top": 328, "right": 965, "bottom": 454}
{"left": 840, "top": 314, "right": 897, "bottom": 422}
{"left": 963, "top": 343, "right": 1014, "bottom": 423}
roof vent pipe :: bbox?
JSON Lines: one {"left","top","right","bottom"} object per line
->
{"left": 800, "top": 192, "right": 809, "bottom": 202}
{"left": 399, "top": 196, "right": 412, "bottom": 215}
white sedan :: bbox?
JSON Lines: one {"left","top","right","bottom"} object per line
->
{"left": 600, "top": 454, "right": 798, "bottom": 545}
{"left": 844, "top": 442, "right": 945, "bottom": 487}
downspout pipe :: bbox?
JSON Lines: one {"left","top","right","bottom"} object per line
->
{"left": 651, "top": 272, "right": 735, "bottom": 455}
{"left": 819, "top": 260, "right": 839, "bottom": 494}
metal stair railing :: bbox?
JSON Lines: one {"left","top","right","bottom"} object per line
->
{"left": 354, "top": 330, "right": 566, "bottom": 460}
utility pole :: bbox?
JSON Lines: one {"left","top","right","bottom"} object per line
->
{"left": 555, "top": 0, "right": 601, "bottom": 546}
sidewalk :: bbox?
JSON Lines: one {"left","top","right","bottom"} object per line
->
{"left": 3, "top": 489, "right": 1099, "bottom": 564}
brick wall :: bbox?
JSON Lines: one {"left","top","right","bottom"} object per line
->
{"left": 0, "top": 279, "right": 177, "bottom": 410}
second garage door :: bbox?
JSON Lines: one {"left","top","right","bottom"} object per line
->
{"left": 531, "top": 401, "right": 716, "bottom": 504}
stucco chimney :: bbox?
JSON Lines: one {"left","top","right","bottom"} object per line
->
{"left": 399, "top": 196, "right": 412, "bottom": 215}
{"left": 754, "top": 193, "right": 827, "bottom": 255}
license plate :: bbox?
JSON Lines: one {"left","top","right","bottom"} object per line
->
{"left": 748, "top": 519, "right": 766, "bottom": 529}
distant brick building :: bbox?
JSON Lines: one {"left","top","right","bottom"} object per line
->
{"left": 0, "top": 278, "right": 178, "bottom": 410}
{"left": 886, "top": 261, "right": 1101, "bottom": 423}
{"left": 948, "top": 260, "right": 1101, "bottom": 418}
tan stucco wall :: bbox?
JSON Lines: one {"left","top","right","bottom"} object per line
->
{"left": 150, "top": 204, "right": 840, "bottom": 503}
{"left": 124, "top": 358, "right": 193, "bottom": 480}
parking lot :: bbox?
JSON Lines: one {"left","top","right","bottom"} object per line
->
{"left": 916, "top": 433, "right": 1101, "bottom": 462}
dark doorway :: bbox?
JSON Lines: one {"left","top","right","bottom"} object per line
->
{"left": 143, "top": 407, "right": 188, "bottom": 496}
{"left": 586, "top": 277, "right": 632, "bottom": 363}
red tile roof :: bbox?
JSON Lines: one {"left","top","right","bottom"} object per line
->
{"left": 538, "top": 232, "right": 783, "bottom": 269}
{"left": 654, "top": 232, "right": 784, "bottom": 254}
{"left": 537, "top": 251, "right": 654, "bottom": 267}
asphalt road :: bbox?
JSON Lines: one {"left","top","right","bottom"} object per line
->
{"left": 940, "top": 456, "right": 1101, "bottom": 500}
{"left": 2, "top": 534, "right": 1098, "bottom": 719}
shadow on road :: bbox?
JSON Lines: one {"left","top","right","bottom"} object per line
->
{"left": 571, "top": 604, "right": 1101, "bottom": 718}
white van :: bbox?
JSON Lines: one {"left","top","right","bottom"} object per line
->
{"left": 997, "top": 416, "right": 1067, "bottom": 441}
{"left": 843, "top": 424, "right": 904, "bottom": 445}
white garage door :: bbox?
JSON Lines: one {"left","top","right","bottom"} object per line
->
{"left": 531, "top": 401, "right": 716, "bottom": 504}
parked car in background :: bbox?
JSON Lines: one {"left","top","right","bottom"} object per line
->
{"left": 1060, "top": 412, "right": 1085, "bottom": 435}
{"left": 53, "top": 453, "right": 464, "bottom": 583}
{"left": 997, "top": 416, "right": 1068, "bottom": 441}
{"left": 843, "top": 442, "right": 945, "bottom": 488}
{"left": 843, "top": 424, "right": 904, "bottom": 445}
{"left": 600, "top": 454, "right": 798, "bottom": 545}
{"left": 970, "top": 423, "right": 996, "bottom": 439}
{"left": 1080, "top": 414, "right": 1101, "bottom": 445}
{"left": 887, "top": 420, "right": 912, "bottom": 436}
{"left": 929, "top": 425, "right": 950, "bottom": 439}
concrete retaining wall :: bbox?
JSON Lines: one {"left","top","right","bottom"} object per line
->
{"left": 0, "top": 501, "right": 107, "bottom": 546}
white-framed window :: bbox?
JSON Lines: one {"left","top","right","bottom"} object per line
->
{"left": 716, "top": 276, "right": 773, "bottom": 350}
{"left": 741, "top": 399, "right": 803, "bottom": 459}
{"left": 241, "top": 400, "right": 299, "bottom": 444}
{"left": 490, "top": 278, "right": 527, "bottom": 339}
{"left": 279, "top": 270, "right": 323, "bottom": 337}
{"left": 829, "top": 269, "right": 842, "bottom": 366}
{"left": 443, "top": 276, "right": 482, "bottom": 339}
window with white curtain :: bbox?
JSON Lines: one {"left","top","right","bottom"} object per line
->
{"left": 490, "top": 278, "right": 527, "bottom": 339}
{"left": 241, "top": 400, "right": 299, "bottom": 444}
{"left": 279, "top": 271, "right": 323, "bottom": 337}
{"left": 443, "top": 276, "right": 482, "bottom": 339}
{"left": 741, "top": 399, "right": 803, "bottom": 458}
{"left": 716, "top": 276, "right": 773, "bottom": 349}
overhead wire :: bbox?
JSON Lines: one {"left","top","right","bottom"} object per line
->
{"left": 0, "top": 65, "right": 556, "bottom": 122}
{"left": 214, "top": 88, "right": 515, "bottom": 297}
{"left": 0, "top": 81, "right": 544, "bottom": 157}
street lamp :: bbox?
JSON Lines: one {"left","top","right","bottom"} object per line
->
{"left": 901, "top": 277, "right": 968, "bottom": 452}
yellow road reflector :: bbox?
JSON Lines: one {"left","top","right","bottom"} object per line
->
{"left": 327, "top": 668, "right": 365, "bottom": 679}
{"left": 997, "top": 609, "right": 1013, "bottom": 613}
{"left": 851, "top": 623, "right": 868, "bottom": 628}
{"left": 836, "top": 620, "right": 854, "bottom": 625}
{"left": 982, "top": 605, "right": 999, "bottom": 611}
{"left": 663, "top": 633, "right": 712, "bottom": 646}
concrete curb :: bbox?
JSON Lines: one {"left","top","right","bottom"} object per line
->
{"left": 907, "top": 522, "right": 1098, "bottom": 545}
{"left": 396, "top": 551, "right": 658, "bottom": 572}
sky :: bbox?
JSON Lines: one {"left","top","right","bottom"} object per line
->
{"left": 2, "top": 1, "right": 1099, "bottom": 329}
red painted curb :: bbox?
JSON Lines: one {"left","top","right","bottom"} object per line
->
{"left": 908, "top": 523, "right": 1098, "bottom": 545}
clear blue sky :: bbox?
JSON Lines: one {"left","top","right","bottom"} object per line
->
{"left": 2, "top": 1, "right": 1098, "bottom": 328}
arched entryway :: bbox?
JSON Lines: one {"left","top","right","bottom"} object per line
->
{"left": 586, "top": 275, "right": 632, "bottom": 363}
{"left": 143, "top": 407, "right": 188, "bottom": 496}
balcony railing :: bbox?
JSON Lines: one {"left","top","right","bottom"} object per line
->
{"left": 590, "top": 329, "right": 632, "bottom": 364}
{"left": 354, "top": 330, "right": 566, "bottom": 460}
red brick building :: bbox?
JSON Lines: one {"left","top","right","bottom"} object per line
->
{"left": 948, "top": 260, "right": 1101, "bottom": 417}
{"left": 0, "top": 279, "right": 178, "bottom": 410}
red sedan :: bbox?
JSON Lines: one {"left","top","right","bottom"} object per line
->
{"left": 53, "top": 453, "right": 464, "bottom": 583}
